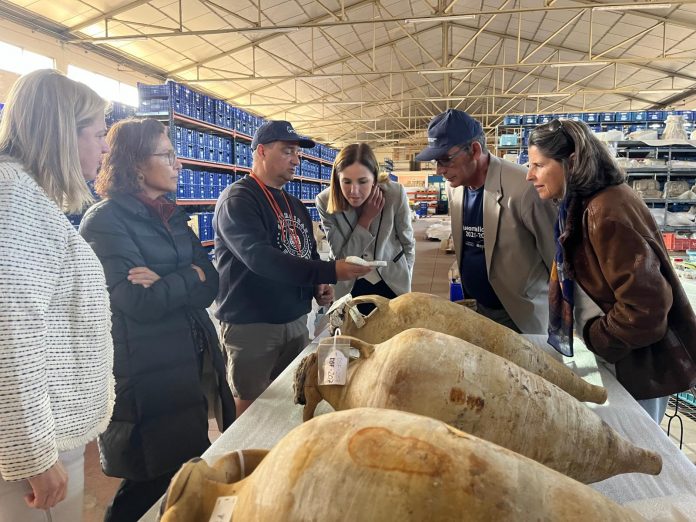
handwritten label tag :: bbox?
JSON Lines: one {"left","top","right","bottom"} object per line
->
{"left": 322, "top": 349, "right": 348, "bottom": 385}
{"left": 208, "top": 496, "right": 237, "bottom": 522}
{"left": 317, "top": 336, "right": 351, "bottom": 386}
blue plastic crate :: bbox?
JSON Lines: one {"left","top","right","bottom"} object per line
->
{"left": 634, "top": 111, "right": 647, "bottom": 122}
{"left": 616, "top": 111, "right": 633, "bottom": 122}
{"left": 647, "top": 111, "right": 664, "bottom": 122}
{"left": 503, "top": 115, "right": 521, "bottom": 126}
{"left": 584, "top": 113, "right": 599, "bottom": 123}
{"left": 600, "top": 112, "right": 616, "bottom": 122}
{"left": 522, "top": 114, "right": 537, "bottom": 125}
{"left": 537, "top": 114, "right": 554, "bottom": 124}
{"left": 498, "top": 134, "right": 518, "bottom": 146}
{"left": 567, "top": 113, "right": 583, "bottom": 122}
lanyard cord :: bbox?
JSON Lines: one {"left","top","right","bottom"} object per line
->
{"left": 250, "top": 172, "right": 302, "bottom": 253}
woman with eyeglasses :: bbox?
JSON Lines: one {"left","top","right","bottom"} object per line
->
{"left": 79, "top": 118, "right": 235, "bottom": 522}
{"left": 316, "top": 143, "right": 415, "bottom": 311}
{"left": 526, "top": 118, "right": 696, "bottom": 424}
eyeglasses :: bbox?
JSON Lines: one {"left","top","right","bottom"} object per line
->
{"left": 541, "top": 119, "right": 575, "bottom": 147}
{"left": 151, "top": 150, "right": 177, "bottom": 166}
{"left": 545, "top": 119, "right": 572, "bottom": 138}
{"left": 432, "top": 145, "right": 468, "bottom": 167}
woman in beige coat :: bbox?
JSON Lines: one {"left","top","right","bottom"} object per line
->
{"left": 316, "top": 143, "right": 415, "bottom": 311}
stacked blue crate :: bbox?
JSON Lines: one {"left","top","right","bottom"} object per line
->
{"left": 192, "top": 212, "right": 214, "bottom": 241}
{"left": 306, "top": 206, "right": 320, "bottom": 222}
{"left": 321, "top": 165, "right": 332, "bottom": 181}
{"left": 234, "top": 141, "right": 252, "bottom": 168}
{"left": 107, "top": 101, "right": 136, "bottom": 126}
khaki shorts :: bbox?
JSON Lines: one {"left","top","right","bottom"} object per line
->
{"left": 220, "top": 316, "right": 309, "bottom": 400}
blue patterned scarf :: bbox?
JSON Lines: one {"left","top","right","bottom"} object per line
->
{"left": 548, "top": 198, "right": 575, "bottom": 356}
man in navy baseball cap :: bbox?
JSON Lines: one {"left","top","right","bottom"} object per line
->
{"left": 415, "top": 109, "right": 483, "bottom": 162}
{"left": 251, "top": 120, "right": 315, "bottom": 150}
{"left": 416, "top": 109, "right": 556, "bottom": 336}
{"left": 213, "top": 120, "right": 370, "bottom": 417}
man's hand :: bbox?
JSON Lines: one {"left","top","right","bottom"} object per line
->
{"left": 25, "top": 461, "right": 68, "bottom": 510}
{"left": 335, "top": 260, "right": 372, "bottom": 281}
{"left": 314, "top": 284, "right": 334, "bottom": 306}
{"left": 127, "top": 267, "right": 161, "bottom": 288}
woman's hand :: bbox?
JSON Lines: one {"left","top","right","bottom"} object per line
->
{"left": 25, "top": 461, "right": 68, "bottom": 510}
{"left": 357, "top": 186, "right": 385, "bottom": 229}
{"left": 127, "top": 267, "right": 161, "bottom": 288}
{"left": 191, "top": 264, "right": 206, "bottom": 282}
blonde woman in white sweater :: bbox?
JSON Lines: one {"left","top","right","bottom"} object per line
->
{"left": 0, "top": 70, "right": 114, "bottom": 522}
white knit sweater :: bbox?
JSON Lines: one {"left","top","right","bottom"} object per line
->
{"left": 0, "top": 161, "right": 114, "bottom": 481}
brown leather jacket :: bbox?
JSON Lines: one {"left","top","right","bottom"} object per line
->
{"left": 564, "top": 183, "right": 696, "bottom": 400}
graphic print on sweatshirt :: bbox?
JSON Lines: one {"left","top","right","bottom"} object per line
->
{"left": 276, "top": 213, "right": 312, "bottom": 259}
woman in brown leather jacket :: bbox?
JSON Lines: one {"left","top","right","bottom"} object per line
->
{"left": 525, "top": 118, "right": 696, "bottom": 424}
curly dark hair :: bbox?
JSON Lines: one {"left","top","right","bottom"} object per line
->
{"left": 95, "top": 118, "right": 166, "bottom": 198}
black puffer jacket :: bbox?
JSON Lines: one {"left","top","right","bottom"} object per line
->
{"left": 80, "top": 194, "right": 235, "bottom": 480}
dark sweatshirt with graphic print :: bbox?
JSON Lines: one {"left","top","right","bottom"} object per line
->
{"left": 214, "top": 175, "right": 336, "bottom": 324}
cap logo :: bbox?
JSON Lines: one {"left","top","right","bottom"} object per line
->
{"left": 287, "top": 125, "right": 297, "bottom": 135}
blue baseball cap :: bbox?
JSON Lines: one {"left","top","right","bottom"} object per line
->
{"left": 415, "top": 109, "right": 483, "bottom": 162}
{"left": 251, "top": 120, "right": 315, "bottom": 150}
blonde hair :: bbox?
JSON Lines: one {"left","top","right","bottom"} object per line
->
{"left": 0, "top": 69, "right": 107, "bottom": 213}
{"left": 327, "top": 143, "right": 387, "bottom": 213}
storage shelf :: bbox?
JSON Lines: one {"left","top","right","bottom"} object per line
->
{"left": 642, "top": 199, "right": 696, "bottom": 204}
{"left": 179, "top": 158, "right": 237, "bottom": 171}
{"left": 296, "top": 176, "right": 329, "bottom": 183}
{"left": 625, "top": 168, "right": 696, "bottom": 174}
{"left": 663, "top": 225, "right": 696, "bottom": 232}
{"left": 173, "top": 112, "right": 236, "bottom": 137}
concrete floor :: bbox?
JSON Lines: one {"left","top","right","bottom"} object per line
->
{"left": 81, "top": 215, "right": 695, "bottom": 520}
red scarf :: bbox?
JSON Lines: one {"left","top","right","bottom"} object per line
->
{"left": 135, "top": 193, "right": 177, "bottom": 230}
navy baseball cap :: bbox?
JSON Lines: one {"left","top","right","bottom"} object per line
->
{"left": 415, "top": 109, "right": 483, "bottom": 162}
{"left": 251, "top": 120, "right": 315, "bottom": 150}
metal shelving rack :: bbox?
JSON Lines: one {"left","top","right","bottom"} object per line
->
{"left": 617, "top": 140, "right": 696, "bottom": 239}
{"left": 137, "top": 82, "right": 337, "bottom": 247}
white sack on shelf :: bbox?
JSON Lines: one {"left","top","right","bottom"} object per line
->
{"left": 628, "top": 130, "right": 659, "bottom": 141}
{"left": 650, "top": 208, "right": 696, "bottom": 227}
{"left": 664, "top": 181, "right": 691, "bottom": 198}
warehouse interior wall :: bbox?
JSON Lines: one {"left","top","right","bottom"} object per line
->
{"left": 0, "top": 17, "right": 160, "bottom": 102}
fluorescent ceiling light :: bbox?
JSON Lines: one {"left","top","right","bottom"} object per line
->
{"left": 330, "top": 101, "right": 366, "bottom": 106}
{"left": 241, "top": 27, "right": 299, "bottom": 34}
{"left": 405, "top": 14, "right": 476, "bottom": 23}
{"left": 527, "top": 93, "right": 572, "bottom": 98}
{"left": 419, "top": 68, "right": 474, "bottom": 75}
{"left": 637, "top": 89, "right": 682, "bottom": 94}
{"left": 593, "top": 3, "right": 671, "bottom": 11}
{"left": 551, "top": 61, "right": 609, "bottom": 68}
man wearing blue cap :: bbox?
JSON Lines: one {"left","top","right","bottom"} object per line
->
{"left": 214, "top": 120, "right": 370, "bottom": 416}
{"left": 416, "top": 109, "right": 556, "bottom": 333}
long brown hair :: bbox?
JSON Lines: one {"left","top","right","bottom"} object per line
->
{"left": 327, "top": 143, "right": 387, "bottom": 213}
{"left": 96, "top": 118, "right": 166, "bottom": 198}
{"left": 528, "top": 119, "right": 625, "bottom": 198}
{"left": 0, "top": 69, "right": 106, "bottom": 213}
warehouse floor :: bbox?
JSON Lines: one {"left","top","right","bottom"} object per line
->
{"left": 81, "top": 216, "right": 695, "bottom": 520}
